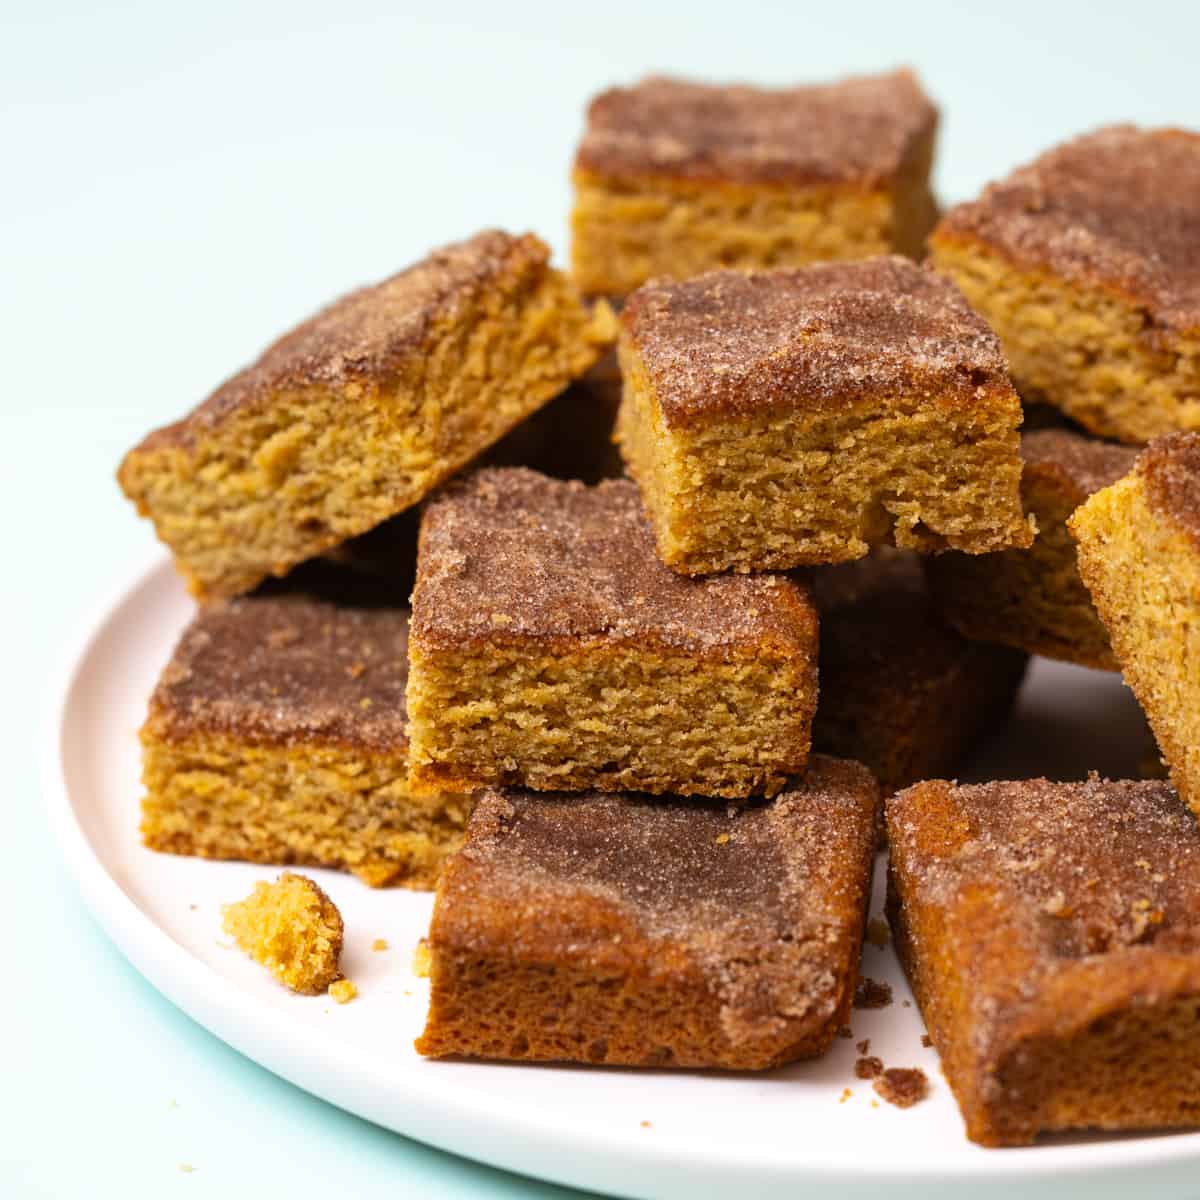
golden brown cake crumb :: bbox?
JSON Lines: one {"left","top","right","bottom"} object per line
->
{"left": 617, "top": 258, "right": 1031, "bottom": 575}
{"left": 887, "top": 775, "right": 1200, "bottom": 1145}
{"left": 118, "top": 230, "right": 615, "bottom": 600}
{"left": 415, "top": 759, "right": 878, "bottom": 1069}
{"left": 865, "top": 919, "right": 891, "bottom": 949}
{"left": 406, "top": 468, "right": 819, "bottom": 800}
{"left": 856, "top": 1038, "right": 870, "bottom": 1054}
{"left": 853, "top": 977, "right": 893, "bottom": 1009}
{"left": 329, "top": 979, "right": 358, "bottom": 1005}
{"left": 838, "top": 1088, "right": 853, "bottom": 1104}
{"left": 571, "top": 70, "right": 938, "bottom": 297}
{"left": 412, "top": 938, "right": 432, "bottom": 978}
{"left": 371, "top": 938, "right": 389, "bottom": 953}
{"left": 929, "top": 429, "right": 1138, "bottom": 669}
{"left": 873, "top": 1067, "right": 929, "bottom": 1108}
{"left": 139, "top": 566, "right": 472, "bottom": 890}
{"left": 920, "top": 1034, "right": 933, "bottom": 1048}
{"left": 855, "top": 1056, "right": 884, "bottom": 1080}
{"left": 1070, "top": 433, "right": 1200, "bottom": 815}
{"left": 221, "top": 872, "right": 343, "bottom": 995}
{"left": 931, "top": 127, "right": 1200, "bottom": 444}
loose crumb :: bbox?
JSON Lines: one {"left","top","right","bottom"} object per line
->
{"left": 639, "top": 1120, "right": 652, "bottom": 1129}
{"left": 921, "top": 1034, "right": 933, "bottom": 1048}
{"left": 837, "top": 1024, "right": 854, "bottom": 1039}
{"left": 855, "top": 1055, "right": 884, "bottom": 1079}
{"left": 873, "top": 1067, "right": 930, "bottom": 1109}
{"left": 329, "top": 978, "right": 358, "bottom": 1004}
{"left": 179, "top": 1164, "right": 195, "bottom": 1174}
{"left": 371, "top": 938, "right": 389, "bottom": 952}
{"left": 902, "top": 999, "right": 911, "bottom": 1008}
{"left": 412, "top": 938, "right": 432, "bottom": 978}
{"left": 855, "top": 1038, "right": 870, "bottom": 1054}
{"left": 854, "top": 976, "right": 893, "bottom": 1009}
{"left": 865, "top": 918, "right": 891, "bottom": 948}
{"left": 221, "top": 872, "right": 344, "bottom": 994}
{"left": 838, "top": 1087, "right": 852, "bottom": 1104}
{"left": 870, "top": 1099, "right": 880, "bottom": 1109}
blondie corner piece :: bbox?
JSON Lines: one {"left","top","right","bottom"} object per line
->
{"left": 118, "top": 230, "right": 616, "bottom": 600}
{"left": 930, "top": 126, "right": 1200, "bottom": 444}
{"left": 928, "top": 429, "right": 1138, "bottom": 670}
{"left": 405, "top": 467, "right": 819, "bottom": 799}
{"left": 415, "top": 758, "right": 878, "bottom": 1069}
{"left": 810, "top": 551, "right": 1028, "bottom": 796}
{"left": 1069, "top": 433, "right": 1200, "bottom": 815}
{"left": 570, "top": 69, "right": 938, "bottom": 298}
{"left": 617, "top": 257, "right": 1032, "bottom": 575}
{"left": 140, "top": 567, "right": 471, "bottom": 889}
{"left": 887, "top": 776, "right": 1200, "bottom": 1146}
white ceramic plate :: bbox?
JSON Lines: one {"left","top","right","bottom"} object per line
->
{"left": 45, "top": 555, "right": 1200, "bottom": 1199}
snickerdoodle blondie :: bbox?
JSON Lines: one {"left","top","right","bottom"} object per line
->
{"left": 119, "top": 230, "right": 615, "bottom": 599}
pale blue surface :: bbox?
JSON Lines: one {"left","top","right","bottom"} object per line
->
{"left": 4, "top": 3, "right": 1199, "bottom": 1196}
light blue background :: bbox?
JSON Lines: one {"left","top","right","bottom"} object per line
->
{"left": 5, "top": 2, "right": 1199, "bottom": 1196}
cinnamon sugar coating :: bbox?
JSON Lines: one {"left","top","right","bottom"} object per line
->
{"left": 137, "top": 231, "right": 545, "bottom": 454}
{"left": 575, "top": 70, "right": 936, "bottom": 188}
{"left": 936, "top": 126, "right": 1200, "bottom": 334}
{"left": 622, "top": 257, "right": 1009, "bottom": 429}
{"left": 412, "top": 467, "right": 817, "bottom": 656}
{"left": 1139, "top": 431, "right": 1200, "bottom": 548}
{"left": 887, "top": 776, "right": 1200, "bottom": 1145}
{"left": 415, "top": 757, "right": 879, "bottom": 1069}
{"left": 1020, "top": 429, "right": 1140, "bottom": 500}
{"left": 147, "top": 570, "right": 410, "bottom": 753}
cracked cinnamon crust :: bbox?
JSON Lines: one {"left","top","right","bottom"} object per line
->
{"left": 571, "top": 70, "right": 938, "bottom": 297}
{"left": 140, "top": 564, "right": 471, "bottom": 888}
{"left": 415, "top": 757, "right": 878, "bottom": 1069}
{"left": 887, "top": 776, "right": 1200, "bottom": 1146}
{"left": 809, "top": 551, "right": 1028, "bottom": 796}
{"left": 930, "top": 126, "right": 1200, "bottom": 444}
{"left": 617, "top": 257, "right": 1033, "bottom": 575}
{"left": 1070, "top": 433, "right": 1200, "bottom": 815}
{"left": 222, "top": 872, "right": 344, "bottom": 994}
{"left": 405, "top": 467, "right": 819, "bottom": 799}
{"left": 928, "top": 430, "right": 1139, "bottom": 670}
{"left": 118, "top": 230, "right": 616, "bottom": 600}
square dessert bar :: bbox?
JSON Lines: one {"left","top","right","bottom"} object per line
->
{"left": 887, "top": 776, "right": 1200, "bottom": 1146}
{"left": 928, "top": 429, "right": 1139, "bottom": 670}
{"left": 617, "top": 257, "right": 1033, "bottom": 575}
{"left": 140, "top": 565, "right": 470, "bottom": 889}
{"left": 809, "top": 551, "right": 1028, "bottom": 796}
{"left": 571, "top": 69, "right": 939, "bottom": 298}
{"left": 405, "top": 467, "right": 819, "bottom": 799}
{"left": 931, "top": 126, "right": 1200, "bottom": 444}
{"left": 118, "top": 230, "right": 615, "bottom": 600}
{"left": 415, "top": 757, "right": 879, "bottom": 1069}
{"left": 1070, "top": 433, "right": 1200, "bottom": 815}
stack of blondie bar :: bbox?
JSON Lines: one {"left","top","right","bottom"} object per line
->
{"left": 119, "top": 69, "right": 1200, "bottom": 1147}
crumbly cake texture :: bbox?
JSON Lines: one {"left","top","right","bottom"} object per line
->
{"left": 140, "top": 569, "right": 471, "bottom": 889}
{"left": 887, "top": 776, "right": 1200, "bottom": 1146}
{"left": 221, "top": 872, "right": 344, "bottom": 994}
{"left": 617, "top": 258, "right": 1032, "bottom": 574}
{"left": 571, "top": 70, "right": 939, "bottom": 297}
{"left": 928, "top": 430, "right": 1139, "bottom": 670}
{"left": 1070, "top": 433, "right": 1200, "bottom": 815}
{"left": 415, "top": 758, "right": 878, "bottom": 1069}
{"left": 809, "top": 550, "right": 1028, "bottom": 796}
{"left": 118, "top": 230, "right": 616, "bottom": 600}
{"left": 930, "top": 126, "right": 1200, "bottom": 444}
{"left": 405, "top": 467, "right": 819, "bottom": 799}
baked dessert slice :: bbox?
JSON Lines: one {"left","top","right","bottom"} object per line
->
{"left": 887, "top": 775, "right": 1200, "bottom": 1146}
{"left": 571, "top": 70, "right": 938, "bottom": 298}
{"left": 415, "top": 757, "right": 878, "bottom": 1069}
{"left": 930, "top": 126, "right": 1200, "bottom": 444}
{"left": 222, "top": 872, "right": 344, "bottom": 994}
{"left": 1070, "top": 433, "right": 1200, "bottom": 815}
{"left": 405, "top": 467, "right": 818, "bottom": 799}
{"left": 928, "top": 429, "right": 1138, "bottom": 670}
{"left": 809, "top": 551, "right": 1028, "bottom": 796}
{"left": 118, "top": 230, "right": 616, "bottom": 600}
{"left": 617, "top": 257, "right": 1032, "bottom": 574}
{"left": 140, "top": 565, "right": 471, "bottom": 889}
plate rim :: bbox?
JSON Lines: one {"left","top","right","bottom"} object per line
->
{"left": 40, "top": 551, "right": 1200, "bottom": 1198}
